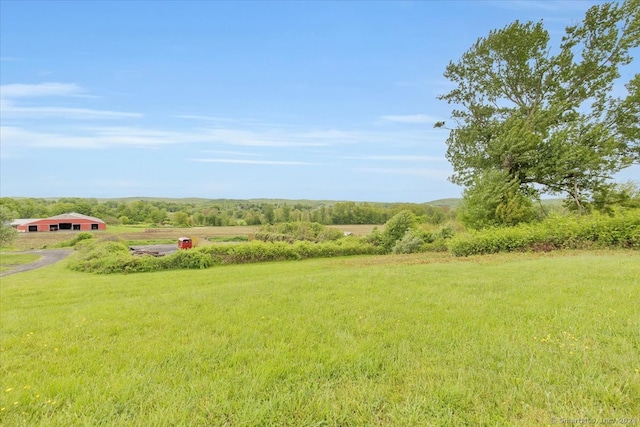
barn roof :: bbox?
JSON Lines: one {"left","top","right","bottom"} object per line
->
{"left": 46, "top": 212, "right": 106, "bottom": 223}
{"left": 12, "top": 212, "right": 106, "bottom": 225}
{"left": 10, "top": 218, "right": 40, "bottom": 226}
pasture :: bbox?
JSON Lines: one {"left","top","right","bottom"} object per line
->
{"left": 1, "top": 250, "right": 638, "bottom": 425}
{"left": 8, "top": 224, "right": 376, "bottom": 251}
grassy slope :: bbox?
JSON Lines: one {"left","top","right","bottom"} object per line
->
{"left": 0, "top": 254, "right": 41, "bottom": 272}
{"left": 1, "top": 251, "right": 638, "bottom": 426}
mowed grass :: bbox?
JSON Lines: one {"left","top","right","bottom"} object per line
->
{"left": 0, "top": 254, "right": 41, "bottom": 272}
{"left": 1, "top": 251, "right": 638, "bottom": 426}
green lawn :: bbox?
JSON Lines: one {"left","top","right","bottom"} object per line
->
{"left": 0, "top": 253, "right": 41, "bottom": 272}
{"left": 1, "top": 251, "right": 638, "bottom": 425}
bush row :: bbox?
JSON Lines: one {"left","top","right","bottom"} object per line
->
{"left": 51, "top": 232, "right": 95, "bottom": 248}
{"left": 254, "top": 222, "right": 344, "bottom": 243}
{"left": 68, "top": 238, "right": 382, "bottom": 274}
{"left": 448, "top": 210, "right": 640, "bottom": 256}
{"left": 200, "top": 239, "right": 384, "bottom": 264}
{"left": 67, "top": 241, "right": 214, "bottom": 274}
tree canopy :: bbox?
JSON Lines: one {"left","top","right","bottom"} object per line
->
{"left": 438, "top": 0, "right": 639, "bottom": 217}
{"left": 0, "top": 206, "right": 17, "bottom": 247}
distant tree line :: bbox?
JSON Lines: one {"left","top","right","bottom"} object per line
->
{"left": 0, "top": 197, "right": 455, "bottom": 227}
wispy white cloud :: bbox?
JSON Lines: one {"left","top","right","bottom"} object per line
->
{"left": 177, "top": 114, "right": 240, "bottom": 122}
{"left": 201, "top": 150, "right": 261, "bottom": 156}
{"left": 0, "top": 82, "right": 141, "bottom": 120}
{"left": 0, "top": 126, "right": 173, "bottom": 149}
{"left": 0, "top": 124, "right": 361, "bottom": 150}
{"left": 193, "top": 158, "right": 313, "bottom": 166}
{"left": 1, "top": 121, "right": 448, "bottom": 155}
{"left": 380, "top": 114, "right": 440, "bottom": 124}
{"left": 200, "top": 128, "right": 333, "bottom": 147}
{"left": 1, "top": 101, "right": 142, "bottom": 119}
{"left": 0, "top": 76, "right": 448, "bottom": 155}
{"left": 347, "top": 155, "right": 446, "bottom": 162}
{"left": 355, "top": 167, "right": 450, "bottom": 179}
{"left": 1, "top": 82, "right": 84, "bottom": 98}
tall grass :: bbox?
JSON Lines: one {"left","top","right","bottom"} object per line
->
{"left": 1, "top": 251, "right": 639, "bottom": 425}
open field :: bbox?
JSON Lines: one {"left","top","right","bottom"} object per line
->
{"left": 1, "top": 250, "right": 638, "bottom": 425}
{"left": 8, "top": 224, "right": 378, "bottom": 251}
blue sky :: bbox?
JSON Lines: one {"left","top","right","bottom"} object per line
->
{"left": 1, "top": 0, "right": 637, "bottom": 202}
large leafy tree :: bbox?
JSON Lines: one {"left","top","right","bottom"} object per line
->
{"left": 0, "top": 206, "right": 17, "bottom": 247}
{"left": 438, "top": 0, "right": 639, "bottom": 214}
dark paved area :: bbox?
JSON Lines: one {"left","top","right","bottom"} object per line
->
{"left": 0, "top": 249, "right": 74, "bottom": 277}
{"left": 0, "top": 244, "right": 178, "bottom": 277}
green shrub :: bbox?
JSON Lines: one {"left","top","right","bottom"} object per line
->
{"left": 68, "top": 241, "right": 212, "bottom": 274}
{"left": 458, "top": 170, "right": 539, "bottom": 230}
{"left": 381, "top": 210, "right": 417, "bottom": 252}
{"left": 156, "top": 250, "right": 213, "bottom": 270}
{"left": 392, "top": 229, "right": 428, "bottom": 254}
{"left": 52, "top": 232, "right": 95, "bottom": 248}
{"left": 200, "top": 238, "right": 382, "bottom": 265}
{"left": 67, "top": 241, "right": 131, "bottom": 273}
{"left": 448, "top": 210, "right": 640, "bottom": 256}
{"left": 422, "top": 239, "right": 449, "bottom": 252}
{"left": 255, "top": 222, "right": 344, "bottom": 243}
{"left": 439, "top": 225, "right": 455, "bottom": 239}
{"left": 253, "top": 231, "right": 295, "bottom": 243}
{"left": 363, "top": 226, "right": 384, "bottom": 247}
{"left": 392, "top": 235, "right": 423, "bottom": 254}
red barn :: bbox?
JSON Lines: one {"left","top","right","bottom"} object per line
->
{"left": 14, "top": 212, "right": 107, "bottom": 233}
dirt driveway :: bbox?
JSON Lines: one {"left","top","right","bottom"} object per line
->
{"left": 128, "top": 244, "right": 178, "bottom": 256}
{"left": 0, "top": 249, "right": 74, "bottom": 277}
{"left": 0, "top": 244, "right": 179, "bottom": 278}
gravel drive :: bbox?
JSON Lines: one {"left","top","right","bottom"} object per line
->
{"left": 128, "top": 244, "right": 178, "bottom": 255}
{"left": 0, "top": 249, "right": 74, "bottom": 277}
{"left": 0, "top": 244, "right": 179, "bottom": 277}
{"left": 0, "top": 244, "right": 178, "bottom": 277}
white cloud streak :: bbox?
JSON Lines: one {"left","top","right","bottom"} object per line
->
{"left": 347, "top": 155, "right": 446, "bottom": 162}
{"left": 0, "top": 82, "right": 141, "bottom": 120}
{"left": 0, "top": 124, "right": 365, "bottom": 150}
{"left": 0, "top": 83, "right": 448, "bottom": 154}
{"left": 201, "top": 150, "right": 261, "bottom": 156}
{"left": 177, "top": 114, "right": 240, "bottom": 122}
{"left": 355, "top": 167, "right": 451, "bottom": 179}
{"left": 0, "top": 126, "right": 198, "bottom": 149}
{"left": 200, "top": 128, "right": 333, "bottom": 147}
{"left": 1, "top": 82, "right": 84, "bottom": 97}
{"left": 193, "top": 158, "right": 313, "bottom": 165}
{"left": 1, "top": 101, "right": 142, "bottom": 119}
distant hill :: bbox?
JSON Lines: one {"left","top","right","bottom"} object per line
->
{"left": 3, "top": 195, "right": 565, "bottom": 209}
{"left": 423, "top": 198, "right": 565, "bottom": 209}
{"left": 98, "top": 197, "right": 464, "bottom": 207}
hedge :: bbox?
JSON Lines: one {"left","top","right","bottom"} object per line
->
{"left": 67, "top": 238, "right": 383, "bottom": 274}
{"left": 448, "top": 210, "right": 640, "bottom": 256}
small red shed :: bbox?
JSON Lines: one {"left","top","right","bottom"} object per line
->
{"left": 178, "top": 237, "right": 193, "bottom": 249}
{"left": 14, "top": 212, "right": 107, "bottom": 233}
